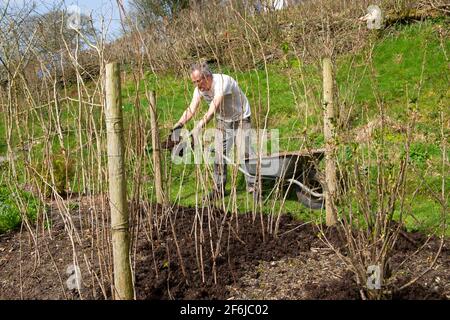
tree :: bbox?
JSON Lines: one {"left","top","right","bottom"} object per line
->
{"left": 22, "top": 9, "right": 96, "bottom": 54}
{"left": 0, "top": 1, "right": 97, "bottom": 86}
{"left": 22, "top": 7, "right": 97, "bottom": 85}
{"left": 0, "top": 0, "right": 36, "bottom": 86}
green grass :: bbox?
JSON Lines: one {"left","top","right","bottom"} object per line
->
{"left": 336, "top": 20, "right": 449, "bottom": 127}
{"left": 404, "top": 195, "right": 447, "bottom": 235}
{"left": 0, "top": 184, "right": 43, "bottom": 233}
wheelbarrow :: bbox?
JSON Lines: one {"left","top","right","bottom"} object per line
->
{"left": 222, "top": 149, "right": 326, "bottom": 210}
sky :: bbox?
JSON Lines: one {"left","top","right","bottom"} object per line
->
{"left": 6, "top": 0, "right": 130, "bottom": 40}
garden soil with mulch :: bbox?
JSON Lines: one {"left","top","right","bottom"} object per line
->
{"left": 0, "top": 200, "right": 448, "bottom": 300}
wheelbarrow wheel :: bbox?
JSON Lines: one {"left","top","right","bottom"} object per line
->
{"left": 294, "top": 170, "right": 325, "bottom": 210}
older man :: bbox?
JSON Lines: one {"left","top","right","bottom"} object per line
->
{"left": 172, "top": 62, "right": 256, "bottom": 201}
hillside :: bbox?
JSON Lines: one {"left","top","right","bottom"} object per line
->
{"left": 114, "top": 18, "right": 448, "bottom": 234}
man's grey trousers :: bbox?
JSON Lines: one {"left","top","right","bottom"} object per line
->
{"left": 214, "top": 117, "right": 255, "bottom": 191}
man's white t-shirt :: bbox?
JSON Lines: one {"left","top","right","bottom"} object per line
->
{"left": 193, "top": 74, "right": 251, "bottom": 122}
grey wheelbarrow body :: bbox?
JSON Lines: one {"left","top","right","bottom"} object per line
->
{"left": 241, "top": 149, "right": 325, "bottom": 209}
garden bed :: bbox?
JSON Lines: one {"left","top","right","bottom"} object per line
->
{"left": 0, "top": 201, "right": 448, "bottom": 300}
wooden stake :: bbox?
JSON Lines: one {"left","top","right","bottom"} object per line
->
{"left": 148, "top": 91, "right": 165, "bottom": 205}
{"left": 323, "top": 58, "right": 338, "bottom": 226}
{"left": 105, "top": 62, "right": 134, "bottom": 299}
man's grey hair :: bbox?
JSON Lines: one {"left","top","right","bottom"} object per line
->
{"left": 190, "top": 62, "right": 212, "bottom": 78}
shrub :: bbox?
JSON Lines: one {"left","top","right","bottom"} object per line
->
{"left": 0, "top": 185, "right": 42, "bottom": 233}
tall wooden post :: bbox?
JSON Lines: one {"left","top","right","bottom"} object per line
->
{"left": 323, "top": 58, "right": 338, "bottom": 226}
{"left": 105, "top": 62, "right": 134, "bottom": 299}
{"left": 148, "top": 91, "right": 165, "bottom": 205}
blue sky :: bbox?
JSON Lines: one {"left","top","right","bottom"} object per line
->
{"left": 8, "top": 0, "right": 130, "bottom": 40}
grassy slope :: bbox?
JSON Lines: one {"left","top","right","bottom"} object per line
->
{"left": 123, "top": 19, "right": 449, "bottom": 234}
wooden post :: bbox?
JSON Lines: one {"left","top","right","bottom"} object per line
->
{"left": 323, "top": 58, "right": 338, "bottom": 226}
{"left": 105, "top": 62, "right": 134, "bottom": 300}
{"left": 148, "top": 91, "right": 165, "bottom": 205}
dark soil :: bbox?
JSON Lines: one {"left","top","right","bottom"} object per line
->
{"left": 134, "top": 206, "right": 320, "bottom": 299}
{"left": 0, "top": 200, "right": 448, "bottom": 300}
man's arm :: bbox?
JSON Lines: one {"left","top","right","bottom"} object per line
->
{"left": 194, "top": 95, "right": 224, "bottom": 131}
{"left": 174, "top": 92, "right": 201, "bottom": 128}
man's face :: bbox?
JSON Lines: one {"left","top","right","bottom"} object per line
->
{"left": 191, "top": 70, "right": 212, "bottom": 91}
